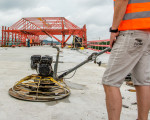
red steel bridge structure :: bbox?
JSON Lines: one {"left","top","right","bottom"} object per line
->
{"left": 1, "top": 17, "right": 87, "bottom": 48}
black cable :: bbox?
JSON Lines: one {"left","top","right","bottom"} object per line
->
{"left": 57, "top": 68, "right": 71, "bottom": 73}
{"left": 76, "top": 49, "right": 90, "bottom": 56}
{"left": 63, "top": 69, "right": 77, "bottom": 79}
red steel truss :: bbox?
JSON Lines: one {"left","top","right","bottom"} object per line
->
{"left": 1, "top": 17, "right": 87, "bottom": 47}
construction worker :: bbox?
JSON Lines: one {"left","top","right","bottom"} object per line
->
{"left": 102, "top": 0, "right": 150, "bottom": 120}
{"left": 30, "top": 39, "right": 32, "bottom": 46}
{"left": 27, "top": 39, "right": 30, "bottom": 47}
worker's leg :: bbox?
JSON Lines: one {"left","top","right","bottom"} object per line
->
{"left": 102, "top": 30, "right": 149, "bottom": 120}
{"left": 132, "top": 32, "right": 150, "bottom": 120}
{"left": 135, "top": 86, "right": 150, "bottom": 120}
{"left": 103, "top": 85, "right": 122, "bottom": 120}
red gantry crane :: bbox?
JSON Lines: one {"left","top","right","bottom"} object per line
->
{"left": 1, "top": 17, "right": 87, "bottom": 48}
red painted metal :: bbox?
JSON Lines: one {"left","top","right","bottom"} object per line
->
{"left": 1, "top": 17, "right": 87, "bottom": 47}
{"left": 2, "top": 26, "right": 4, "bottom": 45}
{"left": 87, "top": 39, "right": 110, "bottom": 54}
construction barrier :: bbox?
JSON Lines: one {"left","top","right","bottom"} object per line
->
{"left": 0, "top": 40, "right": 41, "bottom": 47}
{"left": 87, "top": 39, "right": 111, "bottom": 54}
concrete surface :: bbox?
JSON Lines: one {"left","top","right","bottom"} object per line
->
{"left": 0, "top": 46, "right": 149, "bottom": 120}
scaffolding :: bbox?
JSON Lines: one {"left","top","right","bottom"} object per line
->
{"left": 1, "top": 17, "right": 87, "bottom": 48}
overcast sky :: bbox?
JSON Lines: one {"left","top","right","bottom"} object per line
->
{"left": 0, "top": 0, "right": 114, "bottom": 42}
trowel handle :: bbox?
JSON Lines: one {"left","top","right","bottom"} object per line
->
{"left": 58, "top": 47, "right": 111, "bottom": 80}
{"left": 53, "top": 46, "right": 60, "bottom": 52}
{"left": 53, "top": 46, "right": 60, "bottom": 80}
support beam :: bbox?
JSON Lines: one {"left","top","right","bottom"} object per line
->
{"left": 61, "top": 34, "right": 65, "bottom": 48}
{"left": 2, "top": 26, "right": 4, "bottom": 46}
{"left": 65, "top": 34, "right": 72, "bottom": 43}
{"left": 51, "top": 34, "right": 62, "bottom": 43}
{"left": 4, "top": 26, "right": 6, "bottom": 46}
{"left": 8, "top": 27, "right": 10, "bottom": 45}
{"left": 12, "top": 31, "right": 13, "bottom": 45}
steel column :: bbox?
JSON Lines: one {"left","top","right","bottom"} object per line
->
{"left": 2, "top": 26, "right": 4, "bottom": 46}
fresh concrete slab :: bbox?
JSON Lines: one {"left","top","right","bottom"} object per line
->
{"left": 0, "top": 46, "right": 148, "bottom": 120}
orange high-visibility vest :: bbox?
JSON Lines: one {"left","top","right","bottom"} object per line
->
{"left": 30, "top": 39, "right": 32, "bottom": 43}
{"left": 114, "top": 0, "right": 150, "bottom": 31}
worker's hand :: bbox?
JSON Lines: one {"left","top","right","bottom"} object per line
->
{"left": 110, "top": 32, "right": 119, "bottom": 48}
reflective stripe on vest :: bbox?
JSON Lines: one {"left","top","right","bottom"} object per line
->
{"left": 114, "top": 0, "right": 150, "bottom": 31}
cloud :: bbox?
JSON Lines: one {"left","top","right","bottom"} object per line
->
{"left": 23, "top": 7, "right": 59, "bottom": 18}
{"left": 0, "top": 0, "right": 38, "bottom": 11}
{"left": 0, "top": 9, "right": 22, "bottom": 26}
{"left": 79, "top": 0, "right": 112, "bottom": 8}
{"left": 0, "top": 0, "right": 114, "bottom": 41}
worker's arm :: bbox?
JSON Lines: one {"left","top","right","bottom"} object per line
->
{"left": 110, "top": 0, "right": 129, "bottom": 48}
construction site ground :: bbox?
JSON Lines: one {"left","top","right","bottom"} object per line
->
{"left": 0, "top": 45, "right": 149, "bottom": 120}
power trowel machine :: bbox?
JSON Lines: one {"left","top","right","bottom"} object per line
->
{"left": 9, "top": 46, "right": 111, "bottom": 101}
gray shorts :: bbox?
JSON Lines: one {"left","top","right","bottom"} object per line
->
{"left": 102, "top": 30, "right": 150, "bottom": 87}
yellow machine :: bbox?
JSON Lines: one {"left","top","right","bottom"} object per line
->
{"left": 9, "top": 46, "right": 111, "bottom": 101}
{"left": 9, "top": 74, "right": 70, "bottom": 101}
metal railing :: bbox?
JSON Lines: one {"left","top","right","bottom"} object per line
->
{"left": 87, "top": 39, "right": 111, "bottom": 54}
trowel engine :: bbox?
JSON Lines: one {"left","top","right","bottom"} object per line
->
{"left": 31, "top": 55, "right": 53, "bottom": 77}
